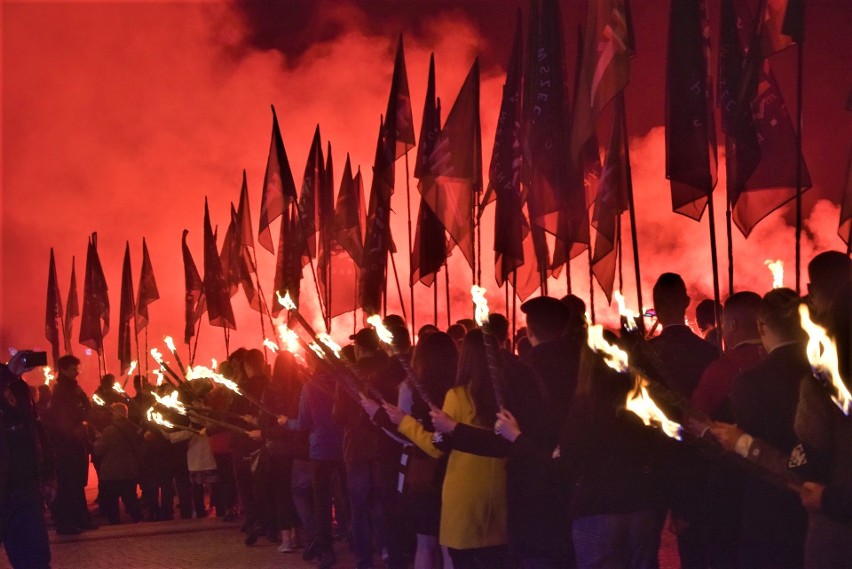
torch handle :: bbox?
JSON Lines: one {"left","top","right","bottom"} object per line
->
{"left": 390, "top": 351, "right": 433, "bottom": 409}
{"left": 481, "top": 324, "right": 507, "bottom": 410}
{"left": 188, "top": 410, "right": 252, "bottom": 437}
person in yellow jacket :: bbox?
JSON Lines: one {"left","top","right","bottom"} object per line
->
{"left": 385, "top": 330, "right": 510, "bottom": 569}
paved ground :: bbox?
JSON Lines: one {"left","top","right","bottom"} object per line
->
{"left": 0, "top": 465, "right": 681, "bottom": 568}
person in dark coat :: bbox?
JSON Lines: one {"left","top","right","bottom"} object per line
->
{"left": 647, "top": 273, "right": 718, "bottom": 569}
{"left": 93, "top": 402, "right": 143, "bottom": 525}
{"left": 728, "top": 288, "right": 809, "bottom": 568}
{"left": 43, "top": 354, "right": 96, "bottom": 535}
{"left": 0, "top": 353, "right": 55, "bottom": 568}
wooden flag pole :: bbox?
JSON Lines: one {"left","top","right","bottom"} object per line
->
{"left": 404, "top": 153, "right": 416, "bottom": 337}
{"left": 707, "top": 192, "right": 723, "bottom": 355}
{"left": 620, "top": 94, "right": 644, "bottom": 323}
{"left": 587, "top": 245, "right": 596, "bottom": 324}
{"left": 793, "top": 21, "right": 805, "bottom": 295}
{"left": 389, "top": 250, "right": 408, "bottom": 322}
{"left": 444, "top": 261, "right": 451, "bottom": 328}
{"left": 726, "top": 195, "right": 734, "bottom": 295}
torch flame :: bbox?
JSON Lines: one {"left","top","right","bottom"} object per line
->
{"left": 764, "top": 259, "right": 784, "bottom": 289}
{"left": 277, "top": 324, "right": 301, "bottom": 355}
{"left": 586, "top": 325, "right": 630, "bottom": 373}
{"left": 307, "top": 342, "right": 327, "bottom": 360}
{"left": 42, "top": 366, "right": 54, "bottom": 386}
{"left": 211, "top": 358, "right": 217, "bottom": 371}
{"left": 625, "top": 379, "right": 683, "bottom": 441}
{"left": 470, "top": 285, "right": 489, "bottom": 326}
{"left": 146, "top": 407, "right": 175, "bottom": 429}
{"left": 799, "top": 304, "right": 851, "bottom": 415}
{"left": 263, "top": 338, "right": 280, "bottom": 352}
{"left": 153, "top": 369, "right": 164, "bottom": 387}
{"left": 150, "top": 348, "right": 165, "bottom": 366}
{"left": 276, "top": 290, "right": 297, "bottom": 311}
{"left": 92, "top": 393, "right": 106, "bottom": 407}
{"left": 127, "top": 360, "right": 138, "bottom": 376}
{"left": 186, "top": 365, "right": 242, "bottom": 395}
{"left": 152, "top": 390, "right": 187, "bottom": 415}
{"left": 614, "top": 291, "right": 639, "bottom": 332}
{"left": 366, "top": 315, "right": 394, "bottom": 345}
{"left": 317, "top": 334, "right": 342, "bottom": 359}
{"left": 113, "top": 382, "right": 126, "bottom": 395}
{"left": 164, "top": 336, "right": 177, "bottom": 354}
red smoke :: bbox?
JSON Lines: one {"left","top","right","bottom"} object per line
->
{"left": 2, "top": 1, "right": 848, "bottom": 392}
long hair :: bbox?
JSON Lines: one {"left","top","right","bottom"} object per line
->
{"left": 412, "top": 331, "right": 458, "bottom": 415}
{"left": 270, "top": 351, "right": 303, "bottom": 417}
{"left": 455, "top": 329, "right": 498, "bottom": 427}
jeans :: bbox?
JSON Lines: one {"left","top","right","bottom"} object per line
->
{"left": 291, "top": 459, "right": 314, "bottom": 540}
{"left": 1, "top": 487, "right": 51, "bottom": 569}
{"left": 572, "top": 509, "right": 659, "bottom": 569}
{"left": 311, "top": 459, "right": 346, "bottom": 554}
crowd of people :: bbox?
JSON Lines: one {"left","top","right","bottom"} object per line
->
{"left": 1, "top": 249, "right": 851, "bottom": 569}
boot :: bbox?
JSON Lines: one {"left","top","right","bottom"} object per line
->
{"left": 278, "top": 530, "right": 294, "bottom": 553}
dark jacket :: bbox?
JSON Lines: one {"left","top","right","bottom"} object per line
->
{"left": 45, "top": 375, "right": 91, "bottom": 448}
{"left": 648, "top": 324, "right": 719, "bottom": 398}
{"left": 94, "top": 416, "right": 142, "bottom": 481}
{"left": 731, "top": 342, "right": 809, "bottom": 547}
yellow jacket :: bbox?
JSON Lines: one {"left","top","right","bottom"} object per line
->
{"left": 398, "top": 385, "right": 508, "bottom": 550}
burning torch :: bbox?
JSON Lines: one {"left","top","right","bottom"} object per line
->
{"left": 471, "top": 285, "right": 507, "bottom": 410}
{"left": 367, "top": 314, "right": 435, "bottom": 409}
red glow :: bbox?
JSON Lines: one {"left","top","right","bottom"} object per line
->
{"left": 2, "top": 2, "right": 848, "bottom": 392}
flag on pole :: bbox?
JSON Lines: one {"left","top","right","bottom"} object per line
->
{"left": 79, "top": 233, "right": 110, "bottom": 352}
{"left": 488, "top": 14, "right": 527, "bottom": 289}
{"left": 45, "top": 248, "right": 63, "bottom": 363}
{"left": 411, "top": 54, "right": 449, "bottom": 287}
{"left": 64, "top": 256, "right": 78, "bottom": 355}
{"left": 182, "top": 229, "right": 205, "bottom": 345}
{"left": 421, "top": 59, "right": 482, "bottom": 270}
{"left": 359, "top": 117, "right": 395, "bottom": 314}
{"left": 569, "top": 0, "right": 634, "bottom": 162}
{"left": 203, "top": 200, "right": 236, "bottom": 330}
{"left": 318, "top": 142, "right": 336, "bottom": 318}
{"left": 136, "top": 238, "right": 159, "bottom": 332}
{"left": 334, "top": 155, "right": 365, "bottom": 266}
{"left": 385, "top": 35, "right": 416, "bottom": 160}
{"left": 272, "top": 205, "right": 304, "bottom": 317}
{"left": 234, "top": 173, "right": 262, "bottom": 312}
{"left": 299, "top": 126, "right": 324, "bottom": 264}
{"left": 220, "top": 204, "right": 242, "bottom": 298}
{"left": 237, "top": 169, "right": 254, "bottom": 249}
{"left": 720, "top": 0, "right": 811, "bottom": 237}
{"left": 591, "top": 93, "right": 632, "bottom": 302}
{"left": 761, "top": 0, "right": 799, "bottom": 56}
{"left": 118, "top": 242, "right": 136, "bottom": 373}
{"left": 259, "top": 105, "right": 298, "bottom": 253}
{"left": 665, "top": 0, "right": 718, "bottom": 220}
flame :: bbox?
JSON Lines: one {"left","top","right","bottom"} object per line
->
{"left": 276, "top": 290, "right": 297, "bottom": 311}
{"left": 317, "top": 333, "right": 342, "bottom": 359}
{"left": 153, "top": 369, "right": 164, "bottom": 387}
{"left": 186, "top": 365, "right": 242, "bottom": 395}
{"left": 164, "top": 336, "right": 177, "bottom": 354}
{"left": 277, "top": 323, "right": 301, "bottom": 354}
{"left": 263, "top": 338, "right": 280, "bottom": 352}
{"left": 586, "top": 324, "right": 630, "bottom": 373}
{"left": 150, "top": 348, "right": 165, "bottom": 366}
{"left": 146, "top": 406, "right": 175, "bottom": 429}
{"left": 42, "top": 366, "right": 54, "bottom": 386}
{"left": 152, "top": 390, "right": 187, "bottom": 415}
{"left": 470, "top": 285, "right": 489, "bottom": 326}
{"left": 307, "top": 342, "right": 327, "bottom": 360}
{"left": 625, "top": 379, "right": 683, "bottom": 440}
{"left": 113, "top": 382, "right": 126, "bottom": 395}
{"left": 127, "top": 360, "right": 138, "bottom": 376}
{"left": 92, "top": 393, "right": 106, "bottom": 406}
{"left": 799, "top": 304, "right": 851, "bottom": 415}
{"left": 366, "top": 315, "right": 394, "bottom": 345}
{"left": 211, "top": 358, "right": 217, "bottom": 371}
{"left": 765, "top": 259, "right": 784, "bottom": 289}
{"left": 614, "top": 291, "right": 639, "bottom": 332}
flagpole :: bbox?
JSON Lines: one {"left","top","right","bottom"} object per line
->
{"left": 144, "top": 329, "right": 149, "bottom": 378}
{"left": 620, "top": 93, "right": 644, "bottom": 322}
{"left": 566, "top": 258, "right": 572, "bottom": 294}
{"left": 587, "top": 246, "right": 596, "bottom": 324}
{"left": 433, "top": 281, "right": 438, "bottom": 326}
{"left": 444, "top": 261, "right": 451, "bottom": 328}
{"left": 389, "top": 250, "right": 408, "bottom": 322}
{"left": 726, "top": 195, "right": 734, "bottom": 295}
{"left": 793, "top": 18, "right": 804, "bottom": 295}
{"left": 292, "top": 198, "right": 329, "bottom": 327}
{"left": 617, "top": 215, "right": 624, "bottom": 291}
{"left": 223, "top": 328, "right": 230, "bottom": 359}
{"left": 707, "top": 192, "right": 723, "bottom": 354}
{"left": 404, "top": 153, "right": 416, "bottom": 337}
{"left": 133, "top": 312, "right": 141, "bottom": 377}
{"left": 247, "top": 249, "right": 277, "bottom": 347}
{"left": 511, "top": 270, "right": 517, "bottom": 352}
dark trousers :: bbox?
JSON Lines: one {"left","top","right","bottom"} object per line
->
{"left": 311, "top": 459, "right": 346, "bottom": 554}
{"left": 233, "top": 449, "right": 257, "bottom": 523}
{"left": 269, "top": 453, "right": 298, "bottom": 531}
{"left": 572, "top": 509, "right": 659, "bottom": 569}
{"left": 99, "top": 479, "right": 141, "bottom": 524}
{"left": 346, "top": 458, "right": 405, "bottom": 569}
{"left": 291, "top": 459, "right": 314, "bottom": 540}
{"left": 212, "top": 453, "right": 237, "bottom": 516}
{"left": 53, "top": 442, "right": 89, "bottom": 529}
{"left": 140, "top": 469, "right": 175, "bottom": 521}
{"left": 448, "top": 545, "right": 510, "bottom": 569}
{"left": 1, "top": 488, "right": 51, "bottom": 569}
